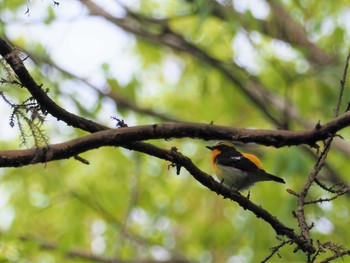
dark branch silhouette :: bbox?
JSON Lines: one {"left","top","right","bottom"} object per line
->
{"left": 1, "top": 1, "right": 350, "bottom": 258}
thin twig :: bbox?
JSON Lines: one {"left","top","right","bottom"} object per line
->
{"left": 304, "top": 193, "right": 349, "bottom": 205}
{"left": 261, "top": 239, "right": 293, "bottom": 263}
{"left": 314, "top": 179, "right": 349, "bottom": 194}
{"left": 335, "top": 50, "right": 350, "bottom": 116}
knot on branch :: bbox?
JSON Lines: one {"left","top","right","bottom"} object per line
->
{"left": 315, "top": 121, "right": 322, "bottom": 130}
{"left": 111, "top": 117, "right": 128, "bottom": 128}
{"left": 168, "top": 147, "right": 181, "bottom": 175}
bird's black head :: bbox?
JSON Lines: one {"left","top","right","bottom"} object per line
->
{"left": 206, "top": 141, "right": 236, "bottom": 151}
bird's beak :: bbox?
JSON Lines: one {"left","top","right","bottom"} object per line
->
{"left": 206, "top": 146, "right": 214, "bottom": 150}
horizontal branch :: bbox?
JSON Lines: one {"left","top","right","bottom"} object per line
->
{"left": 1, "top": 113, "right": 349, "bottom": 167}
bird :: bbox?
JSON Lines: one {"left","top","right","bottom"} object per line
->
{"left": 206, "top": 141, "right": 285, "bottom": 191}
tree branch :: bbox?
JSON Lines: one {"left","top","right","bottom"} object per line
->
{"left": 78, "top": 0, "right": 350, "bottom": 150}
{"left": 0, "top": 113, "right": 350, "bottom": 167}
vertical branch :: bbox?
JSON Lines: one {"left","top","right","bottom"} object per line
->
{"left": 295, "top": 139, "right": 332, "bottom": 245}
{"left": 295, "top": 50, "right": 350, "bottom": 259}
{"left": 335, "top": 50, "right": 350, "bottom": 116}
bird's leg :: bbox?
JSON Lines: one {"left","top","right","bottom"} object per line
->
{"left": 229, "top": 184, "right": 240, "bottom": 194}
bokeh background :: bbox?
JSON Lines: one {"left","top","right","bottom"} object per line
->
{"left": 1, "top": 0, "right": 350, "bottom": 262}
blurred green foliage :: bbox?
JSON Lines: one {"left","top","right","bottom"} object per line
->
{"left": 0, "top": 0, "right": 350, "bottom": 262}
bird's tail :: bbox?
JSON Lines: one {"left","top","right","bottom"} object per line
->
{"left": 265, "top": 172, "right": 285, "bottom": 184}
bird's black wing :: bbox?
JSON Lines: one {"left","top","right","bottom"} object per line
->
{"left": 218, "top": 154, "right": 285, "bottom": 184}
{"left": 217, "top": 153, "right": 261, "bottom": 173}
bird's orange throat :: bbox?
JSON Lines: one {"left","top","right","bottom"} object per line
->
{"left": 211, "top": 149, "right": 221, "bottom": 167}
{"left": 211, "top": 149, "right": 222, "bottom": 176}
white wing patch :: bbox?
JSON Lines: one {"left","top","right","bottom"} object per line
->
{"left": 231, "top": 156, "right": 243, "bottom": 161}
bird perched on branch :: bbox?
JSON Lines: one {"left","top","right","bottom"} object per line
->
{"left": 206, "top": 141, "right": 285, "bottom": 191}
